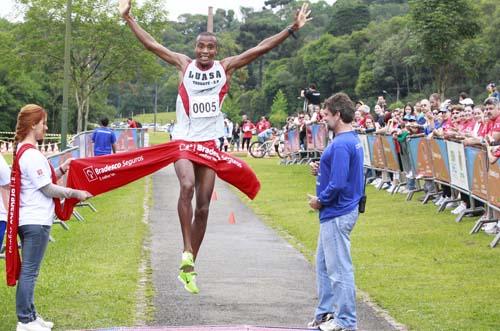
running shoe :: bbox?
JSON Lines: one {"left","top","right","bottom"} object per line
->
{"left": 35, "top": 315, "right": 53, "bottom": 329}
{"left": 178, "top": 270, "right": 199, "bottom": 294}
{"left": 308, "top": 313, "right": 334, "bottom": 329}
{"left": 319, "top": 319, "right": 353, "bottom": 331}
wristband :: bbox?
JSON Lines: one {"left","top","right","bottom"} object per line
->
{"left": 287, "top": 27, "right": 297, "bottom": 39}
{"left": 59, "top": 166, "right": 67, "bottom": 175}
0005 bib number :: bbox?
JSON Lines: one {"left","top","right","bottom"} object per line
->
{"left": 190, "top": 95, "right": 220, "bottom": 118}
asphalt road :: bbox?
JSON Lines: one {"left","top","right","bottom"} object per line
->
{"left": 149, "top": 166, "right": 397, "bottom": 331}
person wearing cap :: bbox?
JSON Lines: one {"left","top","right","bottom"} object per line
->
{"left": 358, "top": 105, "right": 372, "bottom": 128}
{"left": 487, "top": 83, "right": 500, "bottom": 100}
{"left": 459, "top": 97, "right": 474, "bottom": 107}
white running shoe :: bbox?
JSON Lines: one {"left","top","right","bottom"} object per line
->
{"left": 451, "top": 203, "right": 466, "bottom": 215}
{"left": 36, "top": 315, "right": 53, "bottom": 329}
{"left": 16, "top": 321, "right": 50, "bottom": 331}
{"left": 435, "top": 196, "right": 445, "bottom": 206}
{"left": 484, "top": 222, "right": 499, "bottom": 235}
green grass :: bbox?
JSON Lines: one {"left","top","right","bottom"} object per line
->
{"left": 0, "top": 179, "right": 147, "bottom": 330}
{"left": 122, "top": 112, "right": 176, "bottom": 125}
{"left": 147, "top": 131, "right": 170, "bottom": 146}
{"left": 242, "top": 158, "right": 500, "bottom": 331}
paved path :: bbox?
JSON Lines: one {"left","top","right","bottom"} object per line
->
{"left": 148, "top": 167, "right": 398, "bottom": 331}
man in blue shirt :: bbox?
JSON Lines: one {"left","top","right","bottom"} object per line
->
{"left": 92, "top": 117, "right": 117, "bottom": 156}
{"left": 308, "top": 92, "right": 364, "bottom": 331}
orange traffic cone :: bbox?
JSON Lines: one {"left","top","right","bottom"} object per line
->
{"left": 211, "top": 190, "right": 218, "bottom": 201}
{"left": 228, "top": 212, "right": 236, "bottom": 224}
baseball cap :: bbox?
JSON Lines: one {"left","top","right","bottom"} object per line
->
{"left": 459, "top": 98, "right": 474, "bottom": 106}
{"left": 360, "top": 105, "right": 370, "bottom": 113}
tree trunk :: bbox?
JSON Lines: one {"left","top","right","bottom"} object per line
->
{"left": 396, "top": 81, "right": 400, "bottom": 103}
{"left": 75, "top": 90, "right": 83, "bottom": 133}
{"left": 405, "top": 66, "right": 410, "bottom": 95}
{"left": 83, "top": 83, "right": 90, "bottom": 131}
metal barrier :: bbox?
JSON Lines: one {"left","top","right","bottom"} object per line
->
{"left": 360, "top": 133, "right": 500, "bottom": 248}
{"left": 281, "top": 123, "right": 329, "bottom": 165}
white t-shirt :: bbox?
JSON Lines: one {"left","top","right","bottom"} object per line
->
{"left": 18, "top": 145, "right": 54, "bottom": 226}
{"left": 0, "top": 154, "right": 11, "bottom": 221}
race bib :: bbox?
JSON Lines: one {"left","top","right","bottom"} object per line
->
{"left": 190, "top": 95, "right": 220, "bottom": 118}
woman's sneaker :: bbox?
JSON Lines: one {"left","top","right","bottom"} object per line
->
{"left": 35, "top": 315, "right": 53, "bottom": 329}
{"left": 307, "top": 313, "right": 334, "bottom": 329}
{"left": 16, "top": 320, "right": 50, "bottom": 331}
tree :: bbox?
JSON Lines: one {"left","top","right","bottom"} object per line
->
{"left": 269, "top": 90, "right": 288, "bottom": 127}
{"left": 16, "top": 0, "right": 168, "bottom": 132}
{"left": 409, "top": 0, "right": 481, "bottom": 95}
{"left": 329, "top": 0, "right": 370, "bottom": 36}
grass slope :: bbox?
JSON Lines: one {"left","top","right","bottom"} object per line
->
{"left": 243, "top": 158, "right": 499, "bottom": 331}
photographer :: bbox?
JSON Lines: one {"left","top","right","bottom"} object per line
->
{"left": 301, "top": 84, "right": 321, "bottom": 115}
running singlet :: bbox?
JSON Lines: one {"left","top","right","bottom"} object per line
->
{"left": 172, "top": 60, "right": 229, "bottom": 141}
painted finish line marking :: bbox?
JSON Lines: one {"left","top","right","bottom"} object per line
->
{"left": 82, "top": 326, "right": 309, "bottom": 331}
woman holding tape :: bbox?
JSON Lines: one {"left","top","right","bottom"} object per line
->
{"left": 8, "top": 104, "right": 91, "bottom": 331}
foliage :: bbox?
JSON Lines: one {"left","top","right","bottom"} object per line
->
{"left": 409, "top": 0, "right": 481, "bottom": 95}
{"left": 269, "top": 89, "right": 288, "bottom": 127}
{"left": 2, "top": 0, "right": 500, "bottom": 134}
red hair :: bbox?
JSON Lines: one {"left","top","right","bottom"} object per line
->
{"left": 13, "top": 104, "right": 47, "bottom": 159}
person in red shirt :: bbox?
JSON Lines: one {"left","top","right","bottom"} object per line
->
{"left": 127, "top": 117, "right": 137, "bottom": 128}
{"left": 241, "top": 119, "right": 255, "bottom": 151}
{"left": 256, "top": 116, "right": 271, "bottom": 134}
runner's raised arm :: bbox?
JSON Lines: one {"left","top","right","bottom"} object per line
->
{"left": 119, "top": 0, "right": 190, "bottom": 71}
{"left": 222, "top": 3, "right": 312, "bottom": 76}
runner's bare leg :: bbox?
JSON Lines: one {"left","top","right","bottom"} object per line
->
{"left": 174, "top": 159, "right": 195, "bottom": 258}
{"left": 191, "top": 164, "right": 216, "bottom": 260}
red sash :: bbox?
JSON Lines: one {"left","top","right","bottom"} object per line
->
{"left": 6, "top": 144, "right": 65, "bottom": 286}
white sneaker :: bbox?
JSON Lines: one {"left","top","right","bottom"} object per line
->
{"left": 319, "top": 319, "right": 352, "bottom": 331}
{"left": 16, "top": 321, "right": 50, "bottom": 331}
{"left": 371, "top": 178, "right": 381, "bottom": 186}
{"left": 399, "top": 187, "right": 408, "bottom": 194}
{"left": 451, "top": 203, "right": 466, "bottom": 215}
{"left": 485, "top": 222, "right": 499, "bottom": 235}
{"left": 435, "top": 196, "right": 444, "bottom": 206}
{"left": 36, "top": 315, "right": 53, "bottom": 329}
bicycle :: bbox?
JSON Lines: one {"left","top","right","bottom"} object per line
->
{"left": 249, "top": 132, "right": 285, "bottom": 158}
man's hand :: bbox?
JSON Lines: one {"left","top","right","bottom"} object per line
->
{"left": 309, "top": 161, "right": 319, "bottom": 176}
{"left": 292, "top": 3, "right": 313, "bottom": 31}
{"left": 307, "top": 194, "right": 321, "bottom": 210}
{"left": 118, "top": 0, "right": 131, "bottom": 18}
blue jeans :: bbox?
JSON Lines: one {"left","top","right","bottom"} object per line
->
{"left": 315, "top": 208, "right": 358, "bottom": 330}
{"left": 16, "top": 225, "right": 51, "bottom": 323}
{"left": 407, "top": 177, "right": 416, "bottom": 191}
{"left": 0, "top": 220, "right": 6, "bottom": 249}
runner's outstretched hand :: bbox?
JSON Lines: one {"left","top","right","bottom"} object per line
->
{"left": 118, "top": 0, "right": 131, "bottom": 18}
{"left": 291, "top": 3, "right": 313, "bottom": 30}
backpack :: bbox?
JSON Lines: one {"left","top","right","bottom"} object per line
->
{"left": 136, "top": 121, "right": 143, "bottom": 128}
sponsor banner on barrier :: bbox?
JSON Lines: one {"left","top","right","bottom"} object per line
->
{"left": 368, "top": 135, "right": 386, "bottom": 169}
{"left": 407, "top": 136, "right": 433, "bottom": 178}
{"left": 284, "top": 128, "right": 300, "bottom": 154}
{"left": 359, "top": 134, "right": 371, "bottom": 167}
{"left": 430, "top": 138, "right": 450, "bottom": 183}
{"left": 380, "top": 135, "right": 399, "bottom": 172}
{"left": 464, "top": 146, "right": 488, "bottom": 200}
{"left": 312, "top": 124, "right": 328, "bottom": 151}
{"left": 487, "top": 158, "right": 500, "bottom": 208}
{"left": 447, "top": 141, "right": 469, "bottom": 191}
{"left": 48, "top": 147, "right": 80, "bottom": 186}
{"left": 72, "top": 129, "right": 146, "bottom": 158}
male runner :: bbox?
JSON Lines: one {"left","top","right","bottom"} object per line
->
{"left": 120, "top": 0, "right": 311, "bottom": 294}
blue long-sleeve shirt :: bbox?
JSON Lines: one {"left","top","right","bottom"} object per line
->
{"left": 316, "top": 131, "right": 364, "bottom": 222}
